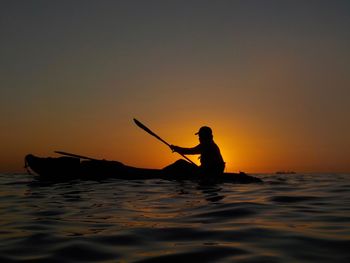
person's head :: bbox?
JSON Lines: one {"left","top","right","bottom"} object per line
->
{"left": 195, "top": 126, "right": 213, "bottom": 142}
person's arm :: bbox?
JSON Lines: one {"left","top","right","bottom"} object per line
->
{"left": 170, "top": 144, "right": 201, "bottom": 155}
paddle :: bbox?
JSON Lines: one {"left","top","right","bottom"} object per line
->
{"left": 55, "top": 151, "right": 99, "bottom": 161}
{"left": 133, "top": 118, "right": 198, "bottom": 166}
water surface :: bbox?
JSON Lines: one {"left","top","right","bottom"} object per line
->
{"left": 1, "top": 173, "right": 349, "bottom": 262}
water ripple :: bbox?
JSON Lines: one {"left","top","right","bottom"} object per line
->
{"left": 0, "top": 173, "right": 349, "bottom": 262}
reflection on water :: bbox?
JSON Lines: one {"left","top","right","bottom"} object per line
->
{"left": 0, "top": 173, "right": 350, "bottom": 262}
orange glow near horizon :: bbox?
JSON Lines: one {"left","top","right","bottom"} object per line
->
{"left": 2, "top": 112, "right": 349, "bottom": 173}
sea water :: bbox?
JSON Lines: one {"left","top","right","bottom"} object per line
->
{"left": 0, "top": 173, "right": 349, "bottom": 262}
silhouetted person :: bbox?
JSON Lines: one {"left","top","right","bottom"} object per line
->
{"left": 170, "top": 126, "right": 225, "bottom": 176}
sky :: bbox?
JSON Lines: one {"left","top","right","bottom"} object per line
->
{"left": 1, "top": 0, "right": 349, "bottom": 173}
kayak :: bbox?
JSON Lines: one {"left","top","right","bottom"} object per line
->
{"left": 25, "top": 154, "right": 262, "bottom": 183}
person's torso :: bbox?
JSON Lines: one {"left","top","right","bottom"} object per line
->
{"left": 199, "top": 141, "right": 225, "bottom": 171}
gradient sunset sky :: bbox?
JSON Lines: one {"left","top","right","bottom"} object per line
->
{"left": 1, "top": 0, "right": 349, "bottom": 173}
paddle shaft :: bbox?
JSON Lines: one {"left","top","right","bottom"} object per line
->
{"left": 55, "top": 151, "right": 98, "bottom": 161}
{"left": 133, "top": 118, "right": 197, "bottom": 166}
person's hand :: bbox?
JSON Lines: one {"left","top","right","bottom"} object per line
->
{"left": 170, "top": 145, "right": 180, "bottom": 153}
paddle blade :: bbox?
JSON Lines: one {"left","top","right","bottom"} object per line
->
{"left": 133, "top": 118, "right": 154, "bottom": 135}
{"left": 133, "top": 118, "right": 171, "bottom": 147}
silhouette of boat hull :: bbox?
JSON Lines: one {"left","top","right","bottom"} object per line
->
{"left": 25, "top": 154, "right": 262, "bottom": 183}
